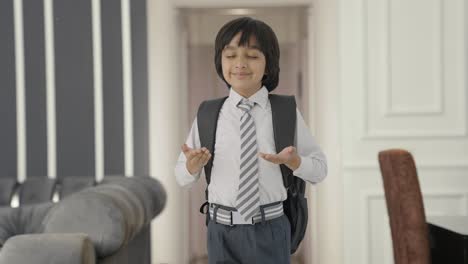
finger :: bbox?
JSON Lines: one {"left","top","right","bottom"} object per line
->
{"left": 197, "top": 151, "right": 208, "bottom": 163}
{"left": 182, "top": 144, "right": 195, "bottom": 159}
{"left": 287, "top": 146, "right": 296, "bottom": 154}
{"left": 202, "top": 150, "right": 212, "bottom": 162}
{"left": 280, "top": 146, "right": 293, "bottom": 155}
{"left": 201, "top": 147, "right": 208, "bottom": 153}
{"left": 259, "top": 152, "right": 270, "bottom": 160}
{"left": 200, "top": 147, "right": 211, "bottom": 156}
{"left": 201, "top": 152, "right": 212, "bottom": 165}
{"left": 262, "top": 153, "right": 281, "bottom": 164}
{"left": 191, "top": 150, "right": 204, "bottom": 164}
{"left": 259, "top": 152, "right": 271, "bottom": 161}
{"left": 182, "top": 143, "right": 192, "bottom": 153}
{"left": 262, "top": 154, "right": 274, "bottom": 162}
{"left": 186, "top": 148, "right": 202, "bottom": 160}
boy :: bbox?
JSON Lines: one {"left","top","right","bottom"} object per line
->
{"left": 175, "top": 17, "right": 327, "bottom": 264}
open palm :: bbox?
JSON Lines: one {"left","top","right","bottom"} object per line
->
{"left": 259, "top": 146, "right": 297, "bottom": 165}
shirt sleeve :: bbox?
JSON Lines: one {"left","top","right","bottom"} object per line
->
{"left": 174, "top": 117, "right": 204, "bottom": 188}
{"left": 292, "top": 108, "right": 328, "bottom": 184}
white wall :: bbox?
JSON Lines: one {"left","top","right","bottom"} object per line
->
{"left": 147, "top": 1, "right": 188, "bottom": 263}
{"left": 340, "top": 0, "right": 468, "bottom": 263}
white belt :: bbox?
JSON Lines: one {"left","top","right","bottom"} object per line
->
{"left": 209, "top": 202, "right": 284, "bottom": 226}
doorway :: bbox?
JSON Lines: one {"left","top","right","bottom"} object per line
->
{"left": 179, "top": 7, "right": 311, "bottom": 264}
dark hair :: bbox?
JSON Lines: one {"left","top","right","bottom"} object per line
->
{"left": 214, "top": 17, "right": 280, "bottom": 92}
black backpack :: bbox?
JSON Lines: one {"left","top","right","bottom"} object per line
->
{"left": 197, "top": 94, "right": 308, "bottom": 255}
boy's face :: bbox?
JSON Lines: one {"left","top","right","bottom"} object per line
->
{"left": 221, "top": 32, "right": 266, "bottom": 97}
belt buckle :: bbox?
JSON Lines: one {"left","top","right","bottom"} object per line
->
{"left": 232, "top": 211, "right": 254, "bottom": 225}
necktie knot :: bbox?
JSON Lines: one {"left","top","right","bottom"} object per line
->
{"left": 238, "top": 99, "right": 255, "bottom": 113}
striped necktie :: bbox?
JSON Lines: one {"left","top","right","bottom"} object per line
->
{"left": 236, "top": 98, "right": 260, "bottom": 221}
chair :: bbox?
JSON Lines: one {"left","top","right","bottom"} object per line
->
{"left": 378, "top": 149, "right": 431, "bottom": 264}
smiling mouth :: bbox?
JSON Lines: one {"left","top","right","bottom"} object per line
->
{"left": 232, "top": 73, "right": 251, "bottom": 76}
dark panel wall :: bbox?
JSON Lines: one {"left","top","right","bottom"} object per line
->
{"left": 102, "top": 0, "right": 125, "bottom": 175}
{"left": 24, "top": 0, "right": 48, "bottom": 177}
{"left": 131, "top": 0, "right": 149, "bottom": 176}
{"left": 55, "top": 0, "right": 95, "bottom": 177}
{"left": 0, "top": 0, "right": 17, "bottom": 178}
{"left": 1, "top": 0, "right": 148, "bottom": 180}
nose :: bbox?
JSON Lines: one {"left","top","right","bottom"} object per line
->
{"left": 234, "top": 56, "right": 247, "bottom": 69}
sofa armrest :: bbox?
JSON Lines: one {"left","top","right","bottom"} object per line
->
{"left": 0, "top": 233, "right": 96, "bottom": 264}
{"left": 42, "top": 176, "right": 166, "bottom": 258}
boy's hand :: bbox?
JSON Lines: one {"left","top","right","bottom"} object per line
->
{"left": 259, "top": 146, "right": 301, "bottom": 171}
{"left": 182, "top": 144, "right": 212, "bottom": 175}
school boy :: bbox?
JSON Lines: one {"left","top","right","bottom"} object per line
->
{"left": 175, "top": 17, "right": 328, "bottom": 264}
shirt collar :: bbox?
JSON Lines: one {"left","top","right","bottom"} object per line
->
{"left": 229, "top": 86, "right": 269, "bottom": 109}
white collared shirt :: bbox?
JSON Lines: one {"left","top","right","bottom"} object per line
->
{"left": 174, "top": 86, "right": 327, "bottom": 207}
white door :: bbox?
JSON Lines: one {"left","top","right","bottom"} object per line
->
{"left": 340, "top": 0, "right": 468, "bottom": 263}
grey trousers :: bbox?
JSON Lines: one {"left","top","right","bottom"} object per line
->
{"left": 207, "top": 215, "right": 291, "bottom": 264}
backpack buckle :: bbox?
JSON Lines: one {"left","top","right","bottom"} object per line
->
{"left": 231, "top": 210, "right": 255, "bottom": 225}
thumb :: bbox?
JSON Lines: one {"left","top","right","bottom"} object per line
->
{"left": 181, "top": 143, "right": 191, "bottom": 153}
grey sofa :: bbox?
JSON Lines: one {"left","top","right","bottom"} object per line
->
{"left": 0, "top": 176, "right": 166, "bottom": 264}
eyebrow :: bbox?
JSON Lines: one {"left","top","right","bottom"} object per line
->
{"left": 224, "top": 45, "right": 261, "bottom": 51}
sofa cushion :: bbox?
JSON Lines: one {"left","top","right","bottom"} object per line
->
{"left": 42, "top": 191, "right": 126, "bottom": 257}
{"left": 19, "top": 178, "right": 56, "bottom": 205}
{"left": 59, "top": 176, "right": 95, "bottom": 198}
{"left": 0, "top": 202, "right": 53, "bottom": 247}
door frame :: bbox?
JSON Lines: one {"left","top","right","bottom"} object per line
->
{"left": 147, "top": 1, "right": 341, "bottom": 263}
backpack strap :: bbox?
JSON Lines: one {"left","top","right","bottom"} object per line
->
{"left": 270, "top": 95, "right": 308, "bottom": 254}
{"left": 269, "top": 94, "right": 297, "bottom": 189}
{"left": 197, "top": 96, "right": 228, "bottom": 198}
